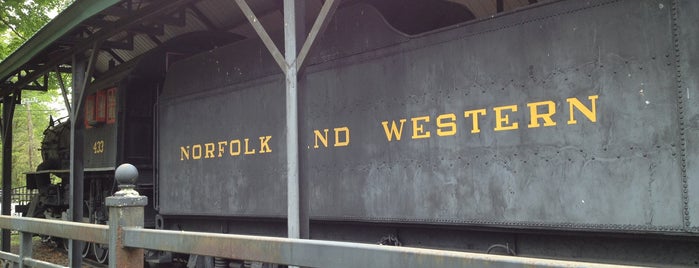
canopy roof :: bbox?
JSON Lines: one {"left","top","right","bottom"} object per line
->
{"left": 0, "top": 0, "right": 538, "bottom": 98}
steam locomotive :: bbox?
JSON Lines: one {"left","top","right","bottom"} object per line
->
{"left": 23, "top": 0, "right": 699, "bottom": 266}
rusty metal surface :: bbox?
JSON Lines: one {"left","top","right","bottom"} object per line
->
{"left": 123, "top": 227, "right": 641, "bottom": 268}
{"left": 0, "top": 216, "right": 108, "bottom": 244}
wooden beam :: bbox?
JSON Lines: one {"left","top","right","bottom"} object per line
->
{"left": 100, "top": 6, "right": 132, "bottom": 18}
{"left": 189, "top": 4, "right": 218, "bottom": 30}
{"left": 0, "top": 0, "right": 197, "bottom": 97}
{"left": 154, "top": 9, "right": 186, "bottom": 27}
{"left": 148, "top": 34, "right": 162, "bottom": 45}
{"left": 106, "top": 49, "right": 125, "bottom": 64}
{"left": 58, "top": 37, "right": 134, "bottom": 50}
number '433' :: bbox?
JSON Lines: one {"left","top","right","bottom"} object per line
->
{"left": 93, "top": 140, "right": 105, "bottom": 154}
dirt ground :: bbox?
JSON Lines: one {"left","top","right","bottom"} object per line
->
{"left": 10, "top": 237, "right": 71, "bottom": 266}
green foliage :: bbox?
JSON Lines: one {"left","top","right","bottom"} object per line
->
{"left": 0, "top": 0, "right": 75, "bottom": 186}
{"left": 0, "top": 0, "right": 74, "bottom": 57}
{"left": 9, "top": 90, "right": 68, "bottom": 186}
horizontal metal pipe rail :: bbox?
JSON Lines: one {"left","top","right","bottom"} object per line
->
{"left": 0, "top": 164, "right": 643, "bottom": 268}
{"left": 0, "top": 215, "right": 640, "bottom": 268}
{"left": 0, "top": 215, "right": 108, "bottom": 268}
{"left": 123, "top": 227, "right": 635, "bottom": 268}
{"left": 0, "top": 215, "right": 108, "bottom": 244}
{"left": 0, "top": 207, "right": 642, "bottom": 268}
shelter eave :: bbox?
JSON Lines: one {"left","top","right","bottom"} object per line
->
{"left": 0, "top": 0, "right": 121, "bottom": 90}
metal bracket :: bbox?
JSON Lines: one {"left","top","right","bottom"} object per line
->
{"left": 234, "top": 0, "right": 288, "bottom": 73}
{"left": 296, "top": 0, "right": 339, "bottom": 69}
{"left": 54, "top": 69, "right": 71, "bottom": 114}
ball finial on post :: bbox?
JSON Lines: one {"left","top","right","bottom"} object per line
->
{"left": 114, "top": 163, "right": 139, "bottom": 197}
{"left": 107, "top": 163, "right": 147, "bottom": 267}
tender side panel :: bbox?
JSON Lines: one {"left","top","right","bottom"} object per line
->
{"left": 158, "top": 38, "right": 285, "bottom": 216}
{"left": 158, "top": 81, "right": 286, "bottom": 216}
{"left": 302, "top": 0, "right": 683, "bottom": 230}
{"left": 679, "top": 0, "right": 699, "bottom": 231}
{"left": 158, "top": 0, "right": 688, "bottom": 232}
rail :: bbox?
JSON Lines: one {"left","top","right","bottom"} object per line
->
{"left": 11, "top": 186, "right": 36, "bottom": 206}
{"left": 0, "top": 164, "right": 637, "bottom": 268}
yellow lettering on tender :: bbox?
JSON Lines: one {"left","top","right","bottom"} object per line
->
{"left": 436, "top": 113, "right": 457, "bottom": 136}
{"left": 527, "top": 100, "right": 557, "bottom": 128}
{"left": 313, "top": 129, "right": 329, "bottom": 148}
{"left": 229, "top": 139, "right": 241, "bottom": 156}
{"left": 217, "top": 141, "right": 227, "bottom": 157}
{"left": 463, "top": 109, "right": 487, "bottom": 133}
{"left": 411, "top": 116, "right": 431, "bottom": 139}
{"left": 567, "top": 95, "right": 598, "bottom": 124}
{"left": 180, "top": 146, "right": 190, "bottom": 161}
{"left": 244, "top": 138, "right": 256, "bottom": 155}
{"left": 381, "top": 119, "right": 407, "bottom": 141}
{"left": 259, "top": 136, "right": 272, "bottom": 153}
{"left": 493, "top": 105, "right": 519, "bottom": 131}
{"left": 334, "top": 127, "right": 350, "bottom": 147}
{"left": 192, "top": 144, "right": 202, "bottom": 159}
{"left": 204, "top": 143, "right": 215, "bottom": 158}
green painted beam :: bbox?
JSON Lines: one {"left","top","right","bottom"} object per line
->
{"left": 0, "top": 0, "right": 121, "bottom": 84}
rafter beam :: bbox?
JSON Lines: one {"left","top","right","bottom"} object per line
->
{"left": 188, "top": 4, "right": 219, "bottom": 31}
{"left": 58, "top": 37, "right": 134, "bottom": 50}
{"left": 154, "top": 9, "right": 186, "bottom": 27}
{"left": 81, "top": 18, "right": 164, "bottom": 36}
{"left": 80, "top": 17, "right": 112, "bottom": 28}
{"left": 148, "top": 34, "right": 162, "bottom": 45}
{"left": 106, "top": 49, "right": 125, "bottom": 64}
{"left": 23, "top": 74, "right": 49, "bottom": 91}
{"left": 56, "top": 66, "right": 72, "bottom": 73}
{"left": 0, "top": 0, "right": 197, "bottom": 97}
{"left": 189, "top": 4, "right": 218, "bottom": 30}
{"left": 100, "top": 6, "right": 132, "bottom": 18}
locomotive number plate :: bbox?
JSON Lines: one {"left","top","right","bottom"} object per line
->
{"left": 93, "top": 140, "right": 105, "bottom": 154}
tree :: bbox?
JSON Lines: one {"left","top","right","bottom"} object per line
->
{"left": 0, "top": 0, "right": 73, "bottom": 56}
{"left": 0, "top": 0, "right": 75, "bottom": 186}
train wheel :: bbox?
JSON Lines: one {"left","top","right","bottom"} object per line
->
{"left": 91, "top": 210, "right": 109, "bottom": 263}
{"left": 58, "top": 238, "right": 91, "bottom": 257}
{"left": 93, "top": 242, "right": 108, "bottom": 263}
{"left": 81, "top": 242, "right": 91, "bottom": 258}
{"left": 56, "top": 238, "right": 68, "bottom": 252}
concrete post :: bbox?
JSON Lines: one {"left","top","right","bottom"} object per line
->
{"left": 106, "top": 164, "right": 147, "bottom": 268}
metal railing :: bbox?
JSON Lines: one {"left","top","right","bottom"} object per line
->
{"left": 0, "top": 164, "right": 639, "bottom": 268}
{"left": 0, "top": 216, "right": 107, "bottom": 268}
{"left": 11, "top": 186, "right": 37, "bottom": 206}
